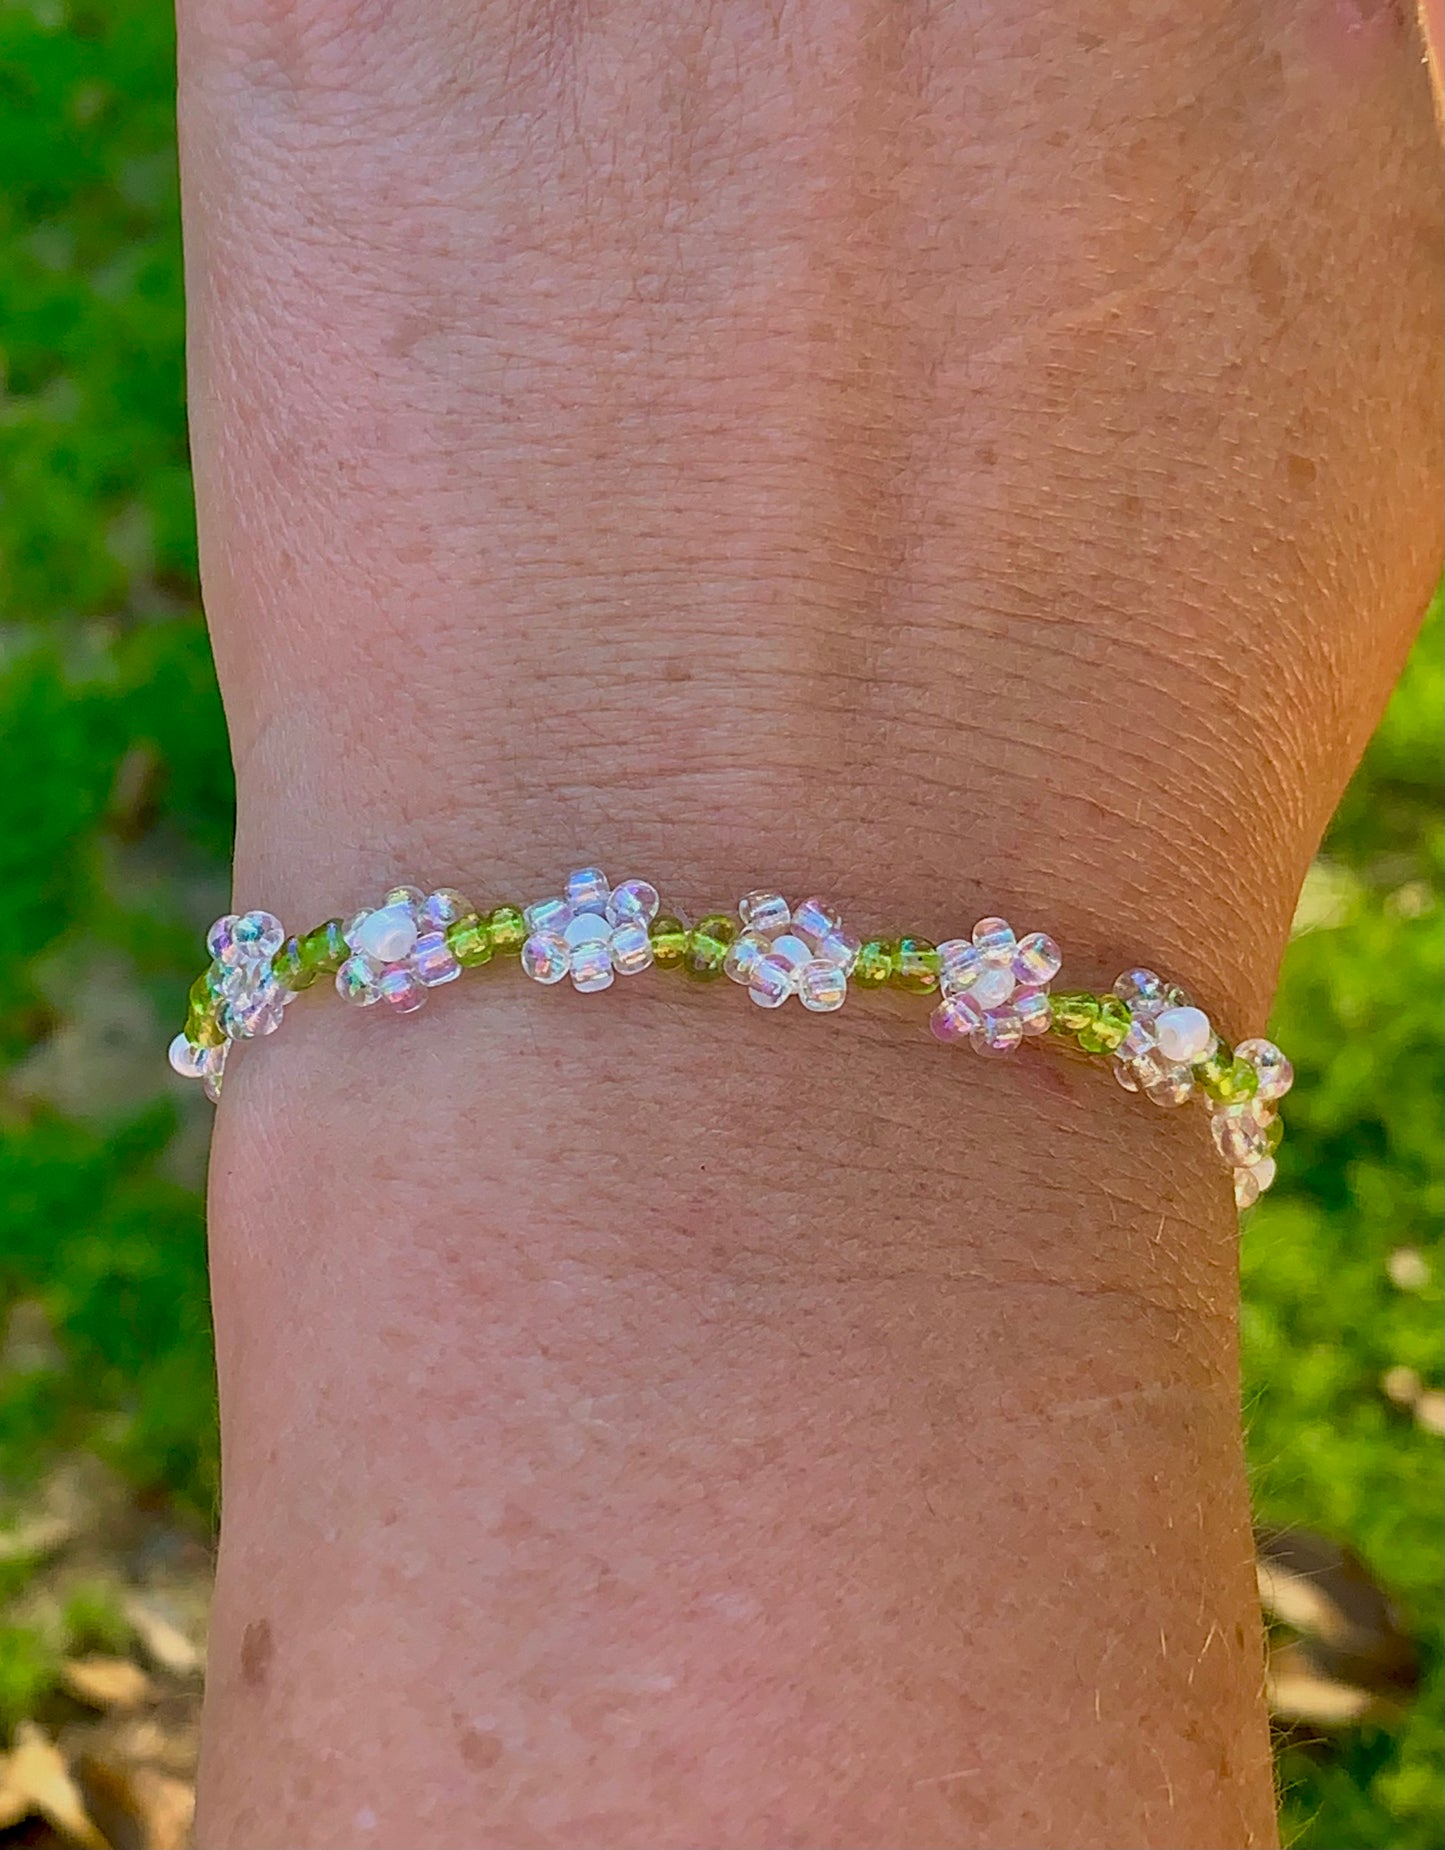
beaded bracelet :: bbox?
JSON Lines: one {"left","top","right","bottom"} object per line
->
{"left": 169, "top": 869, "right": 1292, "bottom": 1209}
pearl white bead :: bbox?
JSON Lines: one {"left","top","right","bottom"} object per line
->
{"left": 1153, "top": 1005, "right": 1213, "bottom": 1064}
{"left": 769, "top": 934, "right": 815, "bottom": 971}
{"left": 168, "top": 1033, "right": 209, "bottom": 1078}
{"left": 972, "top": 964, "right": 1016, "bottom": 1010}
{"left": 563, "top": 911, "right": 611, "bottom": 947}
{"left": 354, "top": 903, "right": 419, "bottom": 965}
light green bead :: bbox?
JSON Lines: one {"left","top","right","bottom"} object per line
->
{"left": 1199, "top": 1049, "right": 1259, "bottom": 1104}
{"left": 271, "top": 936, "right": 316, "bottom": 991}
{"left": 1077, "top": 995, "right": 1130, "bottom": 1054}
{"left": 446, "top": 912, "right": 494, "bottom": 967}
{"left": 853, "top": 940, "right": 894, "bottom": 988}
{"left": 891, "top": 937, "right": 941, "bottom": 995}
{"left": 685, "top": 914, "right": 737, "bottom": 981}
{"left": 485, "top": 904, "right": 527, "bottom": 955}
{"left": 1050, "top": 992, "right": 1100, "bottom": 1034}
{"left": 299, "top": 918, "right": 348, "bottom": 974}
{"left": 649, "top": 914, "right": 690, "bottom": 970}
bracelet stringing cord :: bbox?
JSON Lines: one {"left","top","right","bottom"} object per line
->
{"left": 169, "top": 869, "right": 1292, "bottom": 1209}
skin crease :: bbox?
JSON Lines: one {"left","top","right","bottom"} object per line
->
{"left": 177, "top": 2, "right": 1441, "bottom": 1846}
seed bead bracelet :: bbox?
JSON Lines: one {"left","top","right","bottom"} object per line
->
{"left": 169, "top": 869, "right": 1293, "bottom": 1209}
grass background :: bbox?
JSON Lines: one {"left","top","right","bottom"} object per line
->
{"left": 0, "top": 3, "right": 1440, "bottom": 1844}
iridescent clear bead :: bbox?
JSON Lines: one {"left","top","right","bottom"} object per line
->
{"left": 336, "top": 954, "right": 383, "bottom": 1006}
{"left": 1153, "top": 1006, "right": 1214, "bottom": 1064}
{"left": 606, "top": 880, "right": 661, "bottom": 927}
{"left": 1114, "top": 968, "right": 1168, "bottom": 1015}
{"left": 1252, "top": 1155, "right": 1277, "bottom": 1194}
{"left": 937, "top": 941, "right": 981, "bottom": 995}
{"left": 816, "top": 928, "right": 860, "bottom": 975}
{"left": 748, "top": 954, "right": 794, "bottom": 1008}
{"left": 977, "top": 1006, "right": 1024, "bottom": 1053}
{"left": 1211, "top": 1102, "right": 1271, "bottom": 1165}
{"left": 206, "top": 915, "right": 239, "bottom": 963}
{"left": 202, "top": 1059, "right": 226, "bottom": 1104}
{"left": 791, "top": 897, "right": 839, "bottom": 946}
{"left": 563, "top": 911, "right": 611, "bottom": 947}
{"left": 609, "top": 922, "right": 655, "bottom": 976}
{"left": 570, "top": 939, "right": 615, "bottom": 993}
{"left": 379, "top": 964, "right": 427, "bottom": 1014}
{"left": 738, "top": 891, "right": 791, "bottom": 936}
{"left": 411, "top": 930, "right": 461, "bottom": 986}
{"left": 1144, "top": 1067, "right": 1194, "bottom": 1107}
{"left": 521, "top": 932, "right": 571, "bottom": 985}
{"left": 565, "top": 868, "right": 610, "bottom": 912}
{"left": 382, "top": 885, "right": 426, "bottom": 910}
{"left": 930, "top": 994, "right": 983, "bottom": 1043}
{"left": 972, "top": 917, "right": 1017, "bottom": 964}
{"left": 1112, "top": 1059, "right": 1140, "bottom": 1092}
{"left": 419, "top": 888, "right": 472, "bottom": 931}
{"left": 353, "top": 903, "right": 420, "bottom": 966}
{"left": 524, "top": 896, "right": 572, "bottom": 935}
{"left": 1235, "top": 1037, "right": 1294, "bottom": 1101}
{"left": 1233, "top": 1166, "right": 1262, "bottom": 1210}
{"left": 231, "top": 910, "right": 285, "bottom": 962}
{"left": 1119, "top": 1016, "right": 1158, "bottom": 1062}
{"left": 971, "top": 964, "right": 1016, "bottom": 1010}
{"left": 724, "top": 931, "right": 769, "bottom": 985}
{"left": 343, "top": 909, "right": 371, "bottom": 948}
{"left": 798, "top": 959, "right": 847, "bottom": 1012}
{"left": 167, "top": 1033, "right": 210, "bottom": 1078}
{"left": 1012, "top": 932, "right": 1062, "bottom": 986}
{"left": 769, "top": 933, "right": 815, "bottom": 971}
{"left": 1015, "top": 988, "right": 1052, "bottom": 1035}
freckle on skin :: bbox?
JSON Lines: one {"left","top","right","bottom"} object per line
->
{"left": 456, "top": 1725, "right": 504, "bottom": 1771}
{"left": 240, "top": 1618, "right": 274, "bottom": 1689}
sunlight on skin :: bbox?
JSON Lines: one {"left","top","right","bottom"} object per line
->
{"left": 177, "top": 3, "right": 1441, "bottom": 1844}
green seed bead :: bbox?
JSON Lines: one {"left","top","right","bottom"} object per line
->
{"left": 299, "top": 918, "right": 349, "bottom": 974}
{"left": 853, "top": 939, "right": 894, "bottom": 988}
{"left": 446, "top": 912, "right": 494, "bottom": 967}
{"left": 1050, "top": 992, "right": 1100, "bottom": 1033}
{"left": 188, "top": 974, "right": 216, "bottom": 1014}
{"left": 271, "top": 936, "right": 316, "bottom": 991}
{"left": 684, "top": 913, "right": 738, "bottom": 981}
{"left": 649, "top": 914, "right": 690, "bottom": 970}
{"left": 1199, "top": 1051, "right": 1259, "bottom": 1104}
{"left": 891, "top": 937, "right": 941, "bottom": 995}
{"left": 1088, "top": 995, "right": 1131, "bottom": 1053}
{"left": 187, "top": 1011, "right": 225, "bottom": 1050}
{"left": 485, "top": 904, "right": 527, "bottom": 955}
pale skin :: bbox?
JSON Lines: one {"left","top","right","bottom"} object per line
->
{"left": 177, "top": 1, "right": 1442, "bottom": 1845}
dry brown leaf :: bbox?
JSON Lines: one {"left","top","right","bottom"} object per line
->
{"left": 0, "top": 1721, "right": 111, "bottom": 1849}
{"left": 63, "top": 1656, "right": 157, "bottom": 1712}
{"left": 121, "top": 1597, "right": 201, "bottom": 1678}
{"left": 79, "top": 1757, "right": 195, "bottom": 1850}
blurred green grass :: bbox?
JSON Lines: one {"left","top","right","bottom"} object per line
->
{"left": 0, "top": 3, "right": 1440, "bottom": 1843}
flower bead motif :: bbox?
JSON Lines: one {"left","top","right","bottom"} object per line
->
{"left": 519, "top": 870, "right": 662, "bottom": 994}
{"left": 725, "top": 894, "right": 859, "bottom": 1012}
{"left": 202, "top": 909, "right": 288, "bottom": 1041}
{"left": 929, "top": 918, "right": 1061, "bottom": 1053}
{"left": 335, "top": 885, "right": 472, "bottom": 1014}
{"left": 1108, "top": 970, "right": 1213, "bottom": 1107}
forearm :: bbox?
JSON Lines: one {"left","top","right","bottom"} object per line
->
{"left": 181, "top": 1, "right": 1442, "bottom": 1844}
